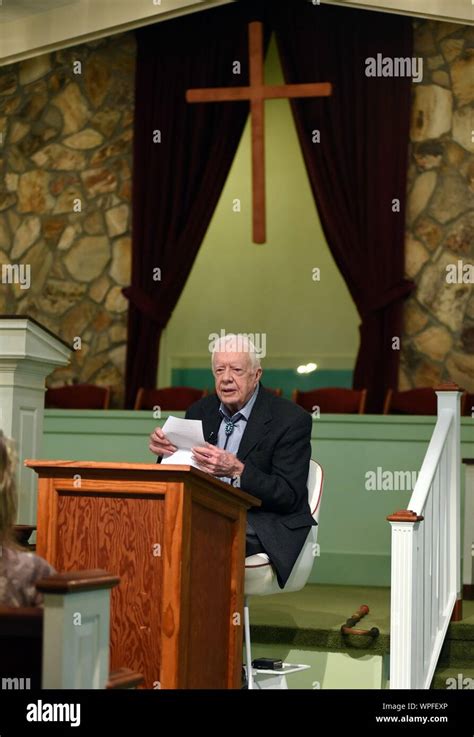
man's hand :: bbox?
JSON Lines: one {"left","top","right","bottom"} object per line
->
{"left": 149, "top": 427, "right": 177, "bottom": 457}
{"left": 191, "top": 443, "right": 244, "bottom": 478}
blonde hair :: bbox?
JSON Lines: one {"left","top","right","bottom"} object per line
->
{"left": 0, "top": 431, "right": 19, "bottom": 549}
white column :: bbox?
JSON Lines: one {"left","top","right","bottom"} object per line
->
{"left": 388, "top": 516, "right": 423, "bottom": 689}
{"left": 0, "top": 317, "right": 70, "bottom": 524}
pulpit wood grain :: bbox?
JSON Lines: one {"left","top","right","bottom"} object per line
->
{"left": 27, "top": 461, "right": 259, "bottom": 689}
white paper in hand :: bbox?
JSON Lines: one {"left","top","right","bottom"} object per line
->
{"left": 160, "top": 416, "right": 206, "bottom": 468}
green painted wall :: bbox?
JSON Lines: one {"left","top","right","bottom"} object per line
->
{"left": 158, "top": 37, "right": 359, "bottom": 387}
{"left": 39, "top": 411, "right": 474, "bottom": 588}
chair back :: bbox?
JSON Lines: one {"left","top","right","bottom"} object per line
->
{"left": 385, "top": 388, "right": 469, "bottom": 416}
{"left": 384, "top": 388, "right": 437, "bottom": 415}
{"left": 307, "top": 459, "right": 324, "bottom": 524}
{"left": 264, "top": 387, "right": 283, "bottom": 397}
{"left": 293, "top": 388, "right": 366, "bottom": 414}
{"left": 463, "top": 393, "right": 473, "bottom": 417}
{"left": 45, "top": 384, "right": 110, "bottom": 409}
{"left": 134, "top": 386, "right": 207, "bottom": 411}
{"left": 281, "top": 459, "right": 324, "bottom": 593}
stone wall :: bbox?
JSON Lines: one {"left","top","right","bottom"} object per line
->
{"left": 0, "top": 32, "right": 135, "bottom": 407}
{"left": 402, "top": 20, "right": 474, "bottom": 393}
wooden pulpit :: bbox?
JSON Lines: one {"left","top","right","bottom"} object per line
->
{"left": 25, "top": 461, "right": 260, "bottom": 689}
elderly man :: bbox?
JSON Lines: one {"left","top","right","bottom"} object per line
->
{"left": 149, "top": 333, "right": 315, "bottom": 589}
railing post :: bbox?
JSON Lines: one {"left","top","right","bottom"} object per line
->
{"left": 387, "top": 510, "right": 424, "bottom": 689}
{"left": 36, "top": 570, "right": 120, "bottom": 689}
{"left": 436, "top": 383, "right": 462, "bottom": 622}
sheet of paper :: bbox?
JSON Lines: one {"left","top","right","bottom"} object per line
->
{"left": 160, "top": 416, "right": 206, "bottom": 467}
{"left": 161, "top": 449, "right": 197, "bottom": 466}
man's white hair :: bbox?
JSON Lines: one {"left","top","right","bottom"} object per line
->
{"left": 211, "top": 333, "right": 261, "bottom": 370}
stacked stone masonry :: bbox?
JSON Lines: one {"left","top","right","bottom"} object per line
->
{"left": 402, "top": 20, "right": 474, "bottom": 393}
{"left": 0, "top": 33, "right": 134, "bottom": 407}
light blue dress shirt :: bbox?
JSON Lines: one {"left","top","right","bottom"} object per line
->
{"left": 217, "top": 383, "right": 259, "bottom": 485}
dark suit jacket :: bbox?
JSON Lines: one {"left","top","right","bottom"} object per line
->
{"left": 185, "top": 383, "right": 316, "bottom": 588}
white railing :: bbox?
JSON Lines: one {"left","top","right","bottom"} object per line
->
{"left": 388, "top": 384, "right": 462, "bottom": 689}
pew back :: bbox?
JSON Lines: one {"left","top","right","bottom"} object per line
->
{"left": 0, "top": 606, "right": 42, "bottom": 689}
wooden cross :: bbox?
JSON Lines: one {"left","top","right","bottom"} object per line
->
{"left": 186, "top": 21, "right": 332, "bottom": 244}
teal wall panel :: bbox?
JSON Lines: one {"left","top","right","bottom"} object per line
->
{"left": 41, "top": 411, "right": 473, "bottom": 587}
{"left": 170, "top": 369, "right": 354, "bottom": 399}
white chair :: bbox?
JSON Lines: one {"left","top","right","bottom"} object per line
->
{"left": 243, "top": 459, "right": 324, "bottom": 689}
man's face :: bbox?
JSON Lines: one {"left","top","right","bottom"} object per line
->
{"left": 213, "top": 351, "right": 262, "bottom": 412}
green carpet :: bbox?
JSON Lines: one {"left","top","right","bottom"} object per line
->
{"left": 249, "top": 584, "right": 474, "bottom": 687}
{"left": 431, "top": 664, "right": 474, "bottom": 689}
{"left": 438, "top": 598, "right": 474, "bottom": 672}
{"left": 249, "top": 583, "right": 390, "bottom": 656}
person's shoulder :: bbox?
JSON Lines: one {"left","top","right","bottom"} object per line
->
{"left": 6, "top": 549, "right": 55, "bottom": 578}
{"left": 30, "top": 553, "right": 56, "bottom": 578}
{"left": 2, "top": 546, "right": 32, "bottom": 570}
{"left": 0, "top": 548, "right": 56, "bottom": 607}
{"left": 186, "top": 392, "right": 219, "bottom": 418}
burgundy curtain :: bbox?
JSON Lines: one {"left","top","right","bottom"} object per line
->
{"left": 271, "top": 3, "right": 414, "bottom": 412}
{"left": 123, "top": 4, "right": 259, "bottom": 408}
